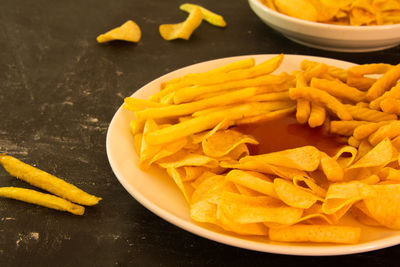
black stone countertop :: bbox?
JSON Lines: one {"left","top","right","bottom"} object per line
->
{"left": 1, "top": 0, "right": 399, "bottom": 266}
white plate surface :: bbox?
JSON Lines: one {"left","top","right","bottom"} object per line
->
{"left": 106, "top": 54, "right": 400, "bottom": 256}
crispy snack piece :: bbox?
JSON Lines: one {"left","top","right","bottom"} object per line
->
{"left": 235, "top": 106, "right": 296, "bottom": 125}
{"left": 274, "top": 0, "right": 318, "bottom": 21}
{"left": 289, "top": 86, "right": 352, "bottom": 121}
{"left": 240, "top": 146, "right": 321, "bottom": 172}
{"left": 269, "top": 225, "right": 361, "bottom": 244}
{"left": 348, "top": 63, "right": 393, "bottom": 77}
{"left": 0, "top": 187, "right": 84, "bottom": 215}
{"left": 345, "top": 104, "right": 397, "bottom": 122}
{"left": 157, "top": 58, "right": 256, "bottom": 99}
{"left": 366, "top": 64, "right": 400, "bottom": 101}
{"left": 352, "top": 121, "right": 392, "bottom": 140}
{"left": 368, "top": 121, "right": 400, "bottom": 146}
{"left": 179, "top": 3, "right": 227, "bottom": 27}
{"left": 330, "top": 120, "right": 368, "bottom": 136}
{"left": 300, "top": 59, "right": 347, "bottom": 82}
{"left": 294, "top": 72, "right": 311, "bottom": 124}
{"left": 370, "top": 82, "right": 400, "bottom": 110}
{"left": 310, "top": 78, "right": 365, "bottom": 103}
{"left": 380, "top": 98, "right": 400, "bottom": 115}
{"left": 308, "top": 102, "right": 326, "bottom": 128}
{"left": 97, "top": 20, "right": 141, "bottom": 43}
{"left": 159, "top": 6, "right": 203, "bottom": 40}
{"left": 135, "top": 87, "right": 257, "bottom": 119}
{"left": 0, "top": 154, "right": 101, "bottom": 206}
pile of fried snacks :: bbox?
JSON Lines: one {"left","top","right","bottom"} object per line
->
{"left": 124, "top": 54, "right": 400, "bottom": 244}
{"left": 0, "top": 154, "right": 101, "bottom": 215}
{"left": 262, "top": 0, "right": 400, "bottom": 25}
{"left": 159, "top": 3, "right": 226, "bottom": 40}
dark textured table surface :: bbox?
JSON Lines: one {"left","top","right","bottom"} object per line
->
{"left": 1, "top": 0, "right": 400, "bottom": 266}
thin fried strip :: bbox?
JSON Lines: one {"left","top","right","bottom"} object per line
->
{"left": 158, "top": 58, "right": 256, "bottom": 97}
{"left": 330, "top": 120, "right": 368, "bottom": 136}
{"left": 308, "top": 102, "right": 326, "bottom": 128}
{"left": 369, "top": 82, "right": 400, "bottom": 110}
{"left": 0, "top": 187, "right": 84, "bottom": 215}
{"left": 353, "top": 121, "right": 392, "bottom": 140}
{"left": 310, "top": 78, "right": 365, "bottom": 103}
{"left": 0, "top": 154, "right": 101, "bottom": 206}
{"left": 380, "top": 98, "right": 400, "bottom": 115}
{"left": 345, "top": 104, "right": 397, "bottom": 122}
{"left": 174, "top": 74, "right": 288, "bottom": 104}
{"left": 136, "top": 87, "right": 258, "bottom": 119}
{"left": 366, "top": 64, "right": 400, "bottom": 101}
{"left": 289, "top": 86, "right": 352, "bottom": 121}
{"left": 145, "top": 102, "right": 282, "bottom": 145}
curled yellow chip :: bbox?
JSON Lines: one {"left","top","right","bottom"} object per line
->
{"left": 159, "top": 6, "right": 203, "bottom": 40}
{"left": 180, "top": 3, "right": 227, "bottom": 27}
{"left": 97, "top": 20, "right": 141, "bottom": 43}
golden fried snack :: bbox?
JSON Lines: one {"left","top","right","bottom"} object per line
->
{"left": 368, "top": 121, "right": 400, "bottom": 146}
{"left": 155, "top": 58, "right": 256, "bottom": 100}
{"left": 235, "top": 106, "right": 296, "bottom": 125}
{"left": 366, "top": 64, "right": 400, "bottom": 101}
{"left": 310, "top": 78, "right": 365, "bottom": 103}
{"left": 97, "top": 20, "right": 141, "bottom": 43}
{"left": 380, "top": 98, "right": 400, "bottom": 115}
{"left": 179, "top": 3, "right": 227, "bottom": 27}
{"left": 174, "top": 74, "right": 289, "bottom": 104}
{"left": 0, "top": 187, "right": 84, "bottom": 215}
{"left": 269, "top": 225, "right": 361, "bottom": 244}
{"left": 159, "top": 6, "right": 203, "bottom": 40}
{"left": 348, "top": 63, "right": 393, "bottom": 77}
{"left": 0, "top": 154, "right": 101, "bottom": 206}
{"left": 145, "top": 101, "right": 290, "bottom": 145}
{"left": 135, "top": 87, "right": 257, "bottom": 119}
{"left": 369, "top": 82, "right": 400, "bottom": 110}
{"left": 300, "top": 60, "right": 347, "bottom": 82}
{"left": 289, "top": 86, "right": 352, "bottom": 121}
{"left": 345, "top": 104, "right": 397, "bottom": 122}
{"left": 330, "top": 120, "right": 368, "bottom": 136}
{"left": 274, "top": 0, "right": 318, "bottom": 21}
{"left": 352, "top": 121, "right": 392, "bottom": 140}
{"left": 308, "top": 102, "right": 326, "bottom": 128}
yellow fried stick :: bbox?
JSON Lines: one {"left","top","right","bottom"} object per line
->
{"left": 289, "top": 87, "right": 352, "bottom": 121}
{"left": 344, "top": 104, "right": 397, "bottom": 122}
{"left": 0, "top": 154, "right": 101, "bottom": 206}
{"left": 97, "top": 20, "right": 141, "bottom": 43}
{"left": 294, "top": 72, "right": 311, "bottom": 124}
{"left": 180, "top": 3, "right": 227, "bottom": 27}
{"left": 329, "top": 120, "right": 368, "bottom": 136}
{"left": 0, "top": 187, "right": 84, "bottom": 215}
{"left": 159, "top": 6, "right": 203, "bottom": 40}
{"left": 308, "top": 102, "right": 326, "bottom": 128}
{"left": 366, "top": 64, "right": 400, "bottom": 101}
{"left": 370, "top": 82, "right": 400, "bottom": 110}
{"left": 380, "top": 98, "right": 400, "bottom": 115}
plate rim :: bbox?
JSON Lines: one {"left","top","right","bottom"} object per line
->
{"left": 106, "top": 54, "right": 400, "bottom": 256}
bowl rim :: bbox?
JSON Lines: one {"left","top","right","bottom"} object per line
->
{"left": 249, "top": 0, "right": 400, "bottom": 32}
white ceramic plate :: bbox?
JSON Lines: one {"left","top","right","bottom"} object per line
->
{"left": 248, "top": 0, "right": 400, "bottom": 52}
{"left": 106, "top": 54, "right": 400, "bottom": 256}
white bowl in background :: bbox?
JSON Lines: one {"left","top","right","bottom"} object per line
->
{"left": 248, "top": 0, "right": 400, "bottom": 52}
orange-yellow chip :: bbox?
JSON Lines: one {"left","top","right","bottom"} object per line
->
{"left": 159, "top": 6, "right": 203, "bottom": 40}
{"left": 97, "top": 20, "right": 141, "bottom": 43}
